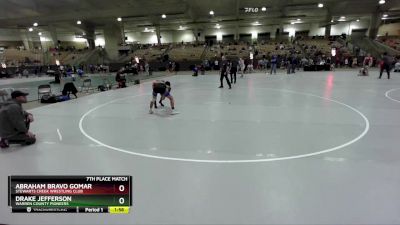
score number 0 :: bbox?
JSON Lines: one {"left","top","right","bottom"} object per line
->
{"left": 118, "top": 185, "right": 125, "bottom": 205}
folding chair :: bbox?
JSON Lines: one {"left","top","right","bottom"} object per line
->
{"left": 81, "top": 79, "right": 92, "bottom": 93}
{"left": 38, "top": 85, "right": 51, "bottom": 101}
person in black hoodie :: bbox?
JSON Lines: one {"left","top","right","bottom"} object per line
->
{"left": 0, "top": 91, "right": 36, "bottom": 148}
{"left": 219, "top": 60, "right": 232, "bottom": 89}
{"left": 379, "top": 52, "right": 392, "bottom": 79}
{"left": 230, "top": 59, "right": 238, "bottom": 84}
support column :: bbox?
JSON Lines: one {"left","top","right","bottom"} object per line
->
{"left": 20, "top": 31, "right": 33, "bottom": 50}
{"left": 194, "top": 28, "right": 199, "bottom": 42}
{"left": 235, "top": 24, "right": 239, "bottom": 41}
{"left": 104, "top": 22, "right": 124, "bottom": 60}
{"left": 275, "top": 24, "right": 284, "bottom": 40}
{"left": 84, "top": 25, "right": 96, "bottom": 49}
{"left": 48, "top": 25, "right": 59, "bottom": 48}
{"left": 156, "top": 25, "right": 161, "bottom": 44}
{"left": 325, "top": 24, "right": 331, "bottom": 38}
{"left": 324, "top": 12, "right": 332, "bottom": 38}
{"left": 120, "top": 22, "right": 126, "bottom": 45}
{"left": 271, "top": 26, "right": 277, "bottom": 39}
{"left": 368, "top": 11, "right": 382, "bottom": 39}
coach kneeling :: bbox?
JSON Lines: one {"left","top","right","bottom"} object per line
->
{"left": 0, "top": 90, "right": 36, "bottom": 148}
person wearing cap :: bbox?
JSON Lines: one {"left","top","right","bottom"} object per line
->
{"left": 0, "top": 90, "right": 36, "bottom": 148}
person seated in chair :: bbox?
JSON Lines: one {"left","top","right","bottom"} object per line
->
{"left": 115, "top": 71, "right": 127, "bottom": 88}
{"left": 0, "top": 91, "right": 36, "bottom": 148}
{"left": 77, "top": 68, "right": 84, "bottom": 78}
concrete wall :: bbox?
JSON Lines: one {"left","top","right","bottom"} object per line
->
{"left": 377, "top": 22, "right": 400, "bottom": 36}
{"left": 0, "top": 21, "right": 390, "bottom": 48}
{"left": 330, "top": 21, "right": 369, "bottom": 36}
{"left": 0, "top": 29, "right": 23, "bottom": 41}
{"left": 172, "top": 30, "right": 196, "bottom": 43}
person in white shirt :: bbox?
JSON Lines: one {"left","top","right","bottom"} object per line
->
{"left": 239, "top": 58, "right": 245, "bottom": 77}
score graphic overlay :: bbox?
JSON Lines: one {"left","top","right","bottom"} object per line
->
{"left": 8, "top": 176, "right": 132, "bottom": 214}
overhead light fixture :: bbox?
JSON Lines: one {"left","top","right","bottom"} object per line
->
{"left": 77, "top": 20, "right": 82, "bottom": 25}
{"left": 331, "top": 19, "right": 334, "bottom": 22}
{"left": 209, "top": 10, "right": 214, "bottom": 15}
{"left": 38, "top": 32, "right": 42, "bottom": 35}
{"left": 161, "top": 14, "right": 166, "bottom": 19}
{"left": 117, "top": 17, "right": 122, "bottom": 22}
{"left": 261, "top": 7, "right": 267, "bottom": 11}
{"left": 318, "top": 3, "right": 324, "bottom": 8}
{"left": 379, "top": 0, "right": 385, "bottom": 4}
{"left": 383, "top": 14, "right": 388, "bottom": 17}
{"left": 291, "top": 22, "right": 295, "bottom": 25}
{"left": 356, "top": 19, "right": 360, "bottom": 22}
{"left": 33, "top": 22, "right": 38, "bottom": 27}
{"left": 297, "top": 18, "right": 301, "bottom": 21}
{"left": 28, "top": 28, "right": 33, "bottom": 32}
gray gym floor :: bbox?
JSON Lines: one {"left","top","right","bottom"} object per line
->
{"left": 1, "top": 69, "right": 400, "bottom": 224}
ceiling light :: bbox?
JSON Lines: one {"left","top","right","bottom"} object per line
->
{"left": 117, "top": 17, "right": 122, "bottom": 22}
{"left": 383, "top": 14, "right": 388, "bottom": 17}
{"left": 261, "top": 7, "right": 267, "bottom": 11}
{"left": 28, "top": 28, "right": 33, "bottom": 32}
{"left": 340, "top": 16, "right": 346, "bottom": 19}
{"left": 77, "top": 20, "right": 82, "bottom": 25}
{"left": 318, "top": 3, "right": 324, "bottom": 8}
{"left": 297, "top": 18, "right": 301, "bottom": 21}
{"left": 291, "top": 22, "right": 295, "bottom": 25}
{"left": 33, "top": 22, "right": 38, "bottom": 27}
{"left": 379, "top": 0, "right": 385, "bottom": 4}
{"left": 38, "top": 32, "right": 42, "bottom": 36}
{"left": 161, "top": 14, "right": 166, "bottom": 19}
{"left": 331, "top": 19, "right": 334, "bottom": 22}
{"left": 356, "top": 19, "right": 360, "bottom": 22}
{"left": 209, "top": 10, "right": 214, "bottom": 15}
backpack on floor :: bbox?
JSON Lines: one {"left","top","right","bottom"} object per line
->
{"left": 98, "top": 85, "right": 107, "bottom": 92}
{"left": 40, "top": 94, "right": 57, "bottom": 103}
